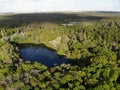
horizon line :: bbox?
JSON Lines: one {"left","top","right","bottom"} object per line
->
{"left": 0, "top": 10, "right": 120, "bottom": 14}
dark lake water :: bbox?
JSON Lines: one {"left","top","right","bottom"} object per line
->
{"left": 20, "top": 44, "right": 67, "bottom": 67}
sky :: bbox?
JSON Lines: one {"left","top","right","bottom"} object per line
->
{"left": 0, "top": 0, "right": 120, "bottom": 13}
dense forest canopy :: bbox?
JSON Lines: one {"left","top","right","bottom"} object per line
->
{"left": 0, "top": 12, "right": 120, "bottom": 90}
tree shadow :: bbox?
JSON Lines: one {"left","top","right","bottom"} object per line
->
{"left": 17, "top": 43, "right": 56, "bottom": 52}
{"left": 67, "top": 57, "right": 91, "bottom": 67}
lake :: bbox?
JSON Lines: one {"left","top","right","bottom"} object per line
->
{"left": 20, "top": 44, "right": 67, "bottom": 67}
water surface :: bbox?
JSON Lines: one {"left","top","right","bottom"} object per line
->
{"left": 20, "top": 44, "right": 67, "bottom": 67}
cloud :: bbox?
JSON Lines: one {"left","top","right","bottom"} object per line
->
{"left": 0, "top": 0, "right": 11, "bottom": 2}
{"left": 0, "top": 0, "right": 120, "bottom": 13}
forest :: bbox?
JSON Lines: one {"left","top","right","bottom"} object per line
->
{"left": 0, "top": 12, "right": 120, "bottom": 90}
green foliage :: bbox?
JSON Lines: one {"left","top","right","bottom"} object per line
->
{"left": 0, "top": 13, "right": 120, "bottom": 89}
{"left": 0, "top": 40, "right": 20, "bottom": 64}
